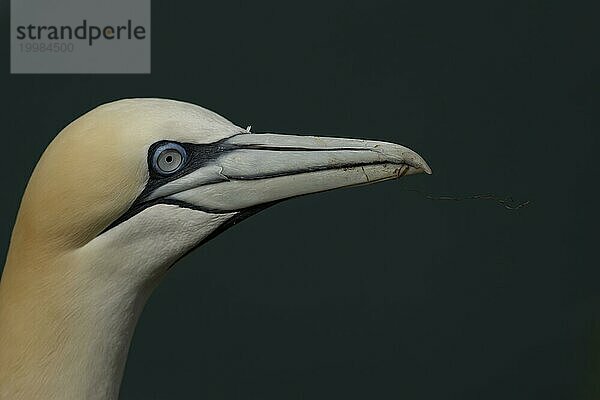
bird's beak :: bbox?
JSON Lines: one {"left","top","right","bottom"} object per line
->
{"left": 149, "top": 133, "right": 431, "bottom": 212}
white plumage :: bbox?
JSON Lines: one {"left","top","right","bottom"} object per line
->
{"left": 0, "top": 99, "right": 430, "bottom": 399}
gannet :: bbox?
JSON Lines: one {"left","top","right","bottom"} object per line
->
{"left": 0, "top": 98, "right": 431, "bottom": 399}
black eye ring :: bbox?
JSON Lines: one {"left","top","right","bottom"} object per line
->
{"left": 151, "top": 143, "right": 187, "bottom": 175}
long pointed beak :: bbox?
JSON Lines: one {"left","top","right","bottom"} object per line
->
{"left": 150, "top": 132, "right": 431, "bottom": 212}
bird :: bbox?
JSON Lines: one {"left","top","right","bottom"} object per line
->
{"left": 0, "top": 98, "right": 431, "bottom": 399}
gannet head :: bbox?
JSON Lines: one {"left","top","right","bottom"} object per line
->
{"left": 11, "top": 98, "right": 431, "bottom": 287}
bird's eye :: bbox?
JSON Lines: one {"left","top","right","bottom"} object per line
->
{"left": 152, "top": 143, "right": 187, "bottom": 175}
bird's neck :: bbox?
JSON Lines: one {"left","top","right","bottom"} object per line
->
{"left": 0, "top": 246, "right": 155, "bottom": 400}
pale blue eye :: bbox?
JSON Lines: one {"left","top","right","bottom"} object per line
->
{"left": 152, "top": 143, "right": 187, "bottom": 175}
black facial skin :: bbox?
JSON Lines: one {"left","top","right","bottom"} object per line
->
{"left": 102, "top": 135, "right": 243, "bottom": 233}
{"left": 100, "top": 133, "right": 286, "bottom": 265}
{"left": 140, "top": 139, "right": 232, "bottom": 201}
{"left": 101, "top": 137, "right": 277, "bottom": 263}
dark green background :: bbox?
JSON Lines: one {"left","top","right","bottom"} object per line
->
{"left": 1, "top": 1, "right": 598, "bottom": 399}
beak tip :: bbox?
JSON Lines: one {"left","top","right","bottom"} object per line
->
{"left": 411, "top": 153, "right": 432, "bottom": 175}
{"left": 397, "top": 147, "right": 431, "bottom": 176}
{"left": 423, "top": 163, "right": 433, "bottom": 175}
